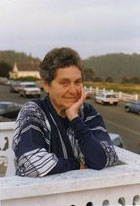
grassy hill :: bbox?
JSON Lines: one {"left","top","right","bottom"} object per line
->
{"left": 83, "top": 53, "right": 140, "bottom": 82}
{"left": 1, "top": 51, "right": 140, "bottom": 82}
{"left": 0, "top": 50, "right": 40, "bottom": 66}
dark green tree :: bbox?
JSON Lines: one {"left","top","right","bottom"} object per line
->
{"left": 82, "top": 53, "right": 140, "bottom": 82}
{"left": 105, "top": 76, "right": 114, "bottom": 82}
{"left": 130, "top": 77, "right": 140, "bottom": 84}
{"left": 94, "top": 77, "right": 103, "bottom": 82}
{"left": 0, "top": 62, "right": 12, "bottom": 78}
{"left": 83, "top": 68, "right": 95, "bottom": 81}
{"left": 121, "top": 77, "right": 129, "bottom": 83}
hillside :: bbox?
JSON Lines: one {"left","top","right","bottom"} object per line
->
{"left": 1, "top": 51, "right": 140, "bottom": 82}
{"left": 83, "top": 53, "right": 140, "bottom": 82}
{"left": 0, "top": 50, "right": 40, "bottom": 66}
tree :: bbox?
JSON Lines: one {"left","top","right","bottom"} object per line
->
{"left": 122, "top": 76, "right": 140, "bottom": 84}
{"left": 83, "top": 68, "right": 95, "bottom": 81}
{"left": 122, "top": 77, "right": 129, "bottom": 83}
{"left": 0, "top": 62, "right": 12, "bottom": 78}
{"left": 130, "top": 77, "right": 140, "bottom": 84}
{"left": 82, "top": 53, "right": 140, "bottom": 82}
{"left": 94, "top": 77, "right": 103, "bottom": 82}
{"left": 105, "top": 76, "right": 114, "bottom": 83}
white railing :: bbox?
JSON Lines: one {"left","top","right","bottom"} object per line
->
{"left": 0, "top": 122, "right": 140, "bottom": 206}
{"left": 0, "top": 122, "right": 15, "bottom": 176}
{"left": 85, "top": 86, "right": 139, "bottom": 102}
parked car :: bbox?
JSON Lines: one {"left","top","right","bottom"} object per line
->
{"left": 124, "top": 101, "right": 140, "bottom": 115}
{"left": 9, "top": 81, "right": 21, "bottom": 93}
{"left": 19, "top": 82, "right": 41, "bottom": 98}
{"left": 0, "top": 101, "right": 22, "bottom": 119}
{"left": 95, "top": 92, "right": 119, "bottom": 105}
{"left": 109, "top": 133, "right": 124, "bottom": 148}
{"left": 16, "top": 81, "right": 33, "bottom": 93}
{"left": 6, "top": 80, "right": 11, "bottom": 85}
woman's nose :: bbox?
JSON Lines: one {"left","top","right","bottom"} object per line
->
{"left": 68, "top": 84, "right": 77, "bottom": 94}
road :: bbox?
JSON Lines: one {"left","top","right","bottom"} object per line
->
{"left": 0, "top": 85, "right": 140, "bottom": 154}
{"left": 90, "top": 99, "right": 140, "bottom": 154}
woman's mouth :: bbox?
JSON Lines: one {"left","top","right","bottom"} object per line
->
{"left": 65, "top": 96, "right": 78, "bottom": 100}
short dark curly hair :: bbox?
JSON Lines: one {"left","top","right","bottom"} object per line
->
{"left": 39, "top": 47, "right": 83, "bottom": 84}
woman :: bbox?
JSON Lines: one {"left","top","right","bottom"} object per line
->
{"left": 12, "top": 47, "right": 118, "bottom": 177}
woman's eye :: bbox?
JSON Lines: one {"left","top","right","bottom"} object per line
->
{"left": 60, "top": 82, "right": 68, "bottom": 86}
{"left": 75, "top": 81, "right": 82, "bottom": 85}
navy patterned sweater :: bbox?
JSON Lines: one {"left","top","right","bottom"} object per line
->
{"left": 12, "top": 96, "right": 118, "bottom": 177}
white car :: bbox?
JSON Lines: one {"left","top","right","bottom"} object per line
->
{"left": 0, "top": 101, "right": 22, "bottom": 119}
{"left": 19, "top": 82, "right": 41, "bottom": 98}
{"left": 109, "top": 133, "right": 124, "bottom": 148}
{"left": 95, "top": 92, "right": 119, "bottom": 105}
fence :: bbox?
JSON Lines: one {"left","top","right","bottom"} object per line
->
{"left": 85, "top": 86, "right": 139, "bottom": 102}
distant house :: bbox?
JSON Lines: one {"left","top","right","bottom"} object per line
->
{"left": 9, "top": 62, "right": 40, "bottom": 79}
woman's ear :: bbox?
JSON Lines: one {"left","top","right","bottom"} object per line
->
{"left": 42, "top": 80, "right": 49, "bottom": 94}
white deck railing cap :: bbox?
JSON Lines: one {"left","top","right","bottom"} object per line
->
{"left": 1, "top": 147, "right": 140, "bottom": 201}
{"left": 0, "top": 121, "right": 15, "bottom": 131}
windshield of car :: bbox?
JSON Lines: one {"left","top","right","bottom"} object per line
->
{"left": 114, "top": 137, "right": 123, "bottom": 145}
{"left": 132, "top": 102, "right": 140, "bottom": 106}
{"left": 105, "top": 94, "right": 116, "bottom": 98}
{"left": 0, "top": 104, "right": 9, "bottom": 109}
{"left": 25, "top": 85, "right": 36, "bottom": 88}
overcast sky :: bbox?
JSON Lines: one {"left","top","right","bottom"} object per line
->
{"left": 0, "top": 0, "right": 140, "bottom": 59}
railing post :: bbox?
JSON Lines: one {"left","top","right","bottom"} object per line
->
{"left": 96, "top": 87, "right": 99, "bottom": 95}
{"left": 103, "top": 88, "right": 106, "bottom": 93}
{"left": 135, "top": 94, "right": 138, "bottom": 101}
{"left": 119, "top": 92, "right": 122, "bottom": 100}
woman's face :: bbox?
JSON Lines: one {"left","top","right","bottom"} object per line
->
{"left": 43, "top": 66, "right": 83, "bottom": 114}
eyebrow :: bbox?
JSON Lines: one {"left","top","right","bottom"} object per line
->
{"left": 59, "top": 77, "right": 82, "bottom": 82}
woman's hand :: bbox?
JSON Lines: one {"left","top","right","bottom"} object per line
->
{"left": 65, "top": 87, "right": 92, "bottom": 121}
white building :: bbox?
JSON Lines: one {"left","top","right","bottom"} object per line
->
{"left": 9, "top": 62, "right": 40, "bottom": 79}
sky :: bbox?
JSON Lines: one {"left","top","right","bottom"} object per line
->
{"left": 0, "top": 0, "right": 140, "bottom": 59}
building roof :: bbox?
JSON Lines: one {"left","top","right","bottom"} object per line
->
{"left": 14, "top": 62, "right": 40, "bottom": 72}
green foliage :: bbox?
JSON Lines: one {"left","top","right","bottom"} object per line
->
{"left": 83, "top": 67, "right": 95, "bottom": 81}
{"left": 105, "top": 76, "right": 114, "bottom": 83}
{"left": 0, "top": 62, "right": 12, "bottom": 77}
{"left": 122, "top": 76, "right": 140, "bottom": 84}
{"left": 11, "top": 76, "right": 39, "bottom": 82}
{"left": 82, "top": 53, "right": 140, "bottom": 82}
{"left": 130, "top": 77, "right": 140, "bottom": 84}
{"left": 93, "top": 77, "right": 103, "bottom": 82}
{"left": 122, "top": 77, "right": 129, "bottom": 83}
{"left": 0, "top": 50, "right": 40, "bottom": 66}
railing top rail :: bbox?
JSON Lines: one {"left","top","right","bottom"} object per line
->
{"left": 0, "top": 121, "right": 15, "bottom": 131}
{"left": 1, "top": 147, "right": 140, "bottom": 201}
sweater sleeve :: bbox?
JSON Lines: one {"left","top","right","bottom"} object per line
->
{"left": 69, "top": 103, "right": 118, "bottom": 170}
{"left": 12, "top": 102, "right": 79, "bottom": 177}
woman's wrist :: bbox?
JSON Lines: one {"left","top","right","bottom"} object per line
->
{"left": 66, "top": 113, "right": 79, "bottom": 121}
